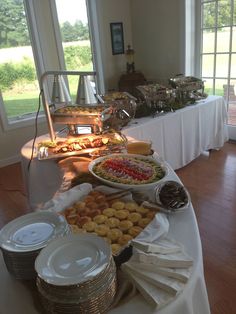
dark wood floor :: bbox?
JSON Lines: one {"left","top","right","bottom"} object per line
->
{"left": 1, "top": 142, "right": 236, "bottom": 314}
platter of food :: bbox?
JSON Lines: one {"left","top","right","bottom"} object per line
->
{"left": 88, "top": 154, "right": 169, "bottom": 190}
{"left": 37, "top": 132, "right": 127, "bottom": 160}
{"left": 58, "top": 186, "right": 169, "bottom": 257}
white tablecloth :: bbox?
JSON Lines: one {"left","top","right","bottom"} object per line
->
{"left": 0, "top": 165, "right": 210, "bottom": 314}
{"left": 123, "top": 95, "right": 229, "bottom": 169}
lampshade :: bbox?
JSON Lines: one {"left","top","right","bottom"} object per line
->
{"left": 51, "top": 74, "right": 71, "bottom": 105}
{"left": 76, "top": 75, "right": 97, "bottom": 105}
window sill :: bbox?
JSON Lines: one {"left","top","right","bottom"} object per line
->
{"left": 2, "top": 113, "right": 46, "bottom": 132}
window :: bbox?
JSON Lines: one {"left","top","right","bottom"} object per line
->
{"left": 0, "top": 0, "right": 41, "bottom": 129}
{"left": 199, "top": 0, "right": 236, "bottom": 125}
{"left": 0, "top": 0, "right": 104, "bottom": 130}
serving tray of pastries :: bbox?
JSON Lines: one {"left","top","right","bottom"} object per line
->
{"left": 60, "top": 186, "right": 159, "bottom": 256}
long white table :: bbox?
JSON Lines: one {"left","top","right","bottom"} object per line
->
{"left": 0, "top": 164, "right": 210, "bottom": 314}
{"left": 123, "top": 95, "right": 229, "bottom": 169}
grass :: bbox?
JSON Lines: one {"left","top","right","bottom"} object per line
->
{"left": 2, "top": 64, "right": 93, "bottom": 118}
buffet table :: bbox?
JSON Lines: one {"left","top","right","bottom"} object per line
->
{"left": 21, "top": 96, "right": 228, "bottom": 209}
{"left": 123, "top": 95, "right": 229, "bottom": 169}
{"left": 0, "top": 164, "right": 210, "bottom": 314}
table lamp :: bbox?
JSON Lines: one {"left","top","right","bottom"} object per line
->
{"left": 125, "top": 44, "right": 135, "bottom": 73}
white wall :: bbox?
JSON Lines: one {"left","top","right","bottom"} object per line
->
{"left": 130, "top": 0, "right": 185, "bottom": 83}
{"left": 96, "top": 0, "right": 133, "bottom": 91}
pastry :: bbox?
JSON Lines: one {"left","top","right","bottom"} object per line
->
{"left": 125, "top": 201, "right": 138, "bottom": 212}
{"left": 118, "top": 234, "right": 133, "bottom": 246}
{"left": 85, "top": 201, "right": 98, "bottom": 210}
{"left": 77, "top": 216, "right": 91, "bottom": 227}
{"left": 146, "top": 211, "right": 156, "bottom": 220}
{"left": 111, "top": 201, "right": 125, "bottom": 210}
{"left": 70, "top": 225, "right": 86, "bottom": 234}
{"left": 82, "top": 221, "right": 97, "bottom": 232}
{"left": 114, "top": 210, "right": 129, "bottom": 220}
{"left": 66, "top": 213, "right": 78, "bottom": 225}
{"left": 138, "top": 217, "right": 152, "bottom": 228}
{"left": 95, "top": 224, "right": 110, "bottom": 236}
{"left": 74, "top": 201, "right": 86, "bottom": 211}
{"left": 111, "top": 243, "right": 121, "bottom": 255}
{"left": 119, "top": 220, "right": 133, "bottom": 232}
{"left": 102, "top": 237, "right": 112, "bottom": 244}
{"left": 136, "top": 206, "right": 149, "bottom": 216}
{"left": 89, "top": 209, "right": 102, "bottom": 218}
{"left": 107, "top": 228, "right": 123, "bottom": 242}
{"left": 128, "top": 212, "right": 142, "bottom": 224}
{"left": 97, "top": 202, "right": 110, "bottom": 210}
{"left": 128, "top": 226, "right": 143, "bottom": 237}
{"left": 105, "top": 217, "right": 120, "bottom": 228}
{"left": 93, "top": 214, "right": 108, "bottom": 224}
{"left": 103, "top": 208, "right": 116, "bottom": 217}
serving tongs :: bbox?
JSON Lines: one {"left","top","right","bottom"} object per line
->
{"left": 104, "top": 188, "right": 133, "bottom": 201}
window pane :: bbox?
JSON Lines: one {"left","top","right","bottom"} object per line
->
{"left": 0, "top": 0, "right": 39, "bottom": 120}
{"left": 55, "top": 0, "right": 93, "bottom": 103}
{"left": 215, "top": 79, "right": 228, "bottom": 96}
{"left": 218, "top": 0, "right": 231, "bottom": 27}
{"left": 232, "top": 27, "right": 236, "bottom": 52}
{"left": 234, "top": 0, "right": 236, "bottom": 24}
{"left": 202, "top": 2, "right": 216, "bottom": 28}
{"left": 202, "top": 29, "right": 215, "bottom": 53}
{"left": 215, "top": 54, "right": 229, "bottom": 77}
{"left": 231, "top": 54, "right": 236, "bottom": 77}
{"left": 217, "top": 27, "right": 230, "bottom": 52}
{"left": 202, "top": 78, "right": 214, "bottom": 94}
{"left": 202, "top": 54, "right": 214, "bottom": 77}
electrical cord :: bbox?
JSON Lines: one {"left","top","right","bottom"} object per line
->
{"left": 27, "top": 89, "right": 42, "bottom": 171}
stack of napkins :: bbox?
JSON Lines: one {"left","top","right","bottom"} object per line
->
{"left": 121, "top": 237, "right": 193, "bottom": 309}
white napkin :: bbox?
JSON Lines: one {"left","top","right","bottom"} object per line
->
{"left": 124, "top": 261, "right": 191, "bottom": 283}
{"left": 133, "top": 249, "right": 193, "bottom": 268}
{"left": 122, "top": 262, "right": 184, "bottom": 296}
{"left": 132, "top": 237, "right": 183, "bottom": 254}
{"left": 39, "top": 183, "right": 92, "bottom": 213}
{"left": 122, "top": 265, "right": 174, "bottom": 309}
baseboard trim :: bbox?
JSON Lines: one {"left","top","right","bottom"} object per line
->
{"left": 0, "top": 154, "right": 21, "bottom": 168}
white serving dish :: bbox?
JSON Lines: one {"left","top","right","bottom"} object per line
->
{"left": 88, "top": 153, "right": 169, "bottom": 191}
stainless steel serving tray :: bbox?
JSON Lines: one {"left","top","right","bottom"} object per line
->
{"left": 51, "top": 104, "right": 113, "bottom": 124}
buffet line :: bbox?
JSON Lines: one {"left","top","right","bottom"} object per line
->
{"left": 0, "top": 76, "right": 203, "bottom": 313}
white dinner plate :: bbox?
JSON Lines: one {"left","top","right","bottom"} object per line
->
{"left": 0, "top": 211, "right": 69, "bottom": 252}
{"left": 35, "top": 233, "right": 111, "bottom": 286}
{"left": 88, "top": 153, "right": 169, "bottom": 190}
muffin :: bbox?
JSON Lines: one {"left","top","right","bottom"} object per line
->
{"left": 128, "top": 226, "right": 143, "bottom": 237}
{"left": 115, "top": 210, "right": 129, "bottom": 220}
{"left": 105, "top": 217, "right": 120, "bottom": 228}
{"left": 111, "top": 201, "right": 125, "bottom": 210}
{"left": 111, "top": 243, "right": 122, "bottom": 255}
{"left": 103, "top": 208, "right": 116, "bottom": 217}
{"left": 128, "top": 212, "right": 142, "bottom": 225}
{"left": 118, "top": 234, "right": 133, "bottom": 246}
{"left": 107, "top": 228, "right": 123, "bottom": 242}
{"left": 119, "top": 220, "right": 133, "bottom": 232}
{"left": 93, "top": 214, "right": 108, "bottom": 224}
{"left": 82, "top": 221, "right": 97, "bottom": 232}
{"left": 125, "top": 201, "right": 138, "bottom": 212}
{"left": 138, "top": 217, "right": 152, "bottom": 228}
{"left": 95, "top": 224, "right": 110, "bottom": 236}
{"left": 136, "top": 206, "right": 149, "bottom": 216}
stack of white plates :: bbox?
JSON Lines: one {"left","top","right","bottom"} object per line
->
{"left": 0, "top": 211, "right": 71, "bottom": 280}
{"left": 35, "top": 233, "right": 117, "bottom": 314}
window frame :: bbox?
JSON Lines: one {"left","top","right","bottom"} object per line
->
{"left": 0, "top": 0, "right": 104, "bottom": 131}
